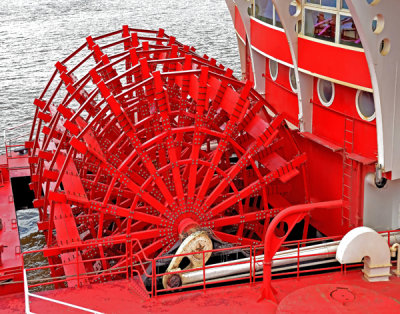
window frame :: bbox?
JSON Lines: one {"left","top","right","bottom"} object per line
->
{"left": 253, "top": 0, "right": 283, "bottom": 28}
{"left": 355, "top": 89, "right": 376, "bottom": 121}
{"left": 303, "top": 6, "right": 340, "bottom": 43}
{"left": 289, "top": 67, "right": 298, "bottom": 92}
{"left": 317, "top": 78, "right": 335, "bottom": 107}
{"left": 301, "top": 0, "right": 361, "bottom": 48}
{"left": 269, "top": 59, "right": 279, "bottom": 81}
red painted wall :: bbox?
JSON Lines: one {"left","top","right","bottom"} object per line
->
{"left": 234, "top": 6, "right": 246, "bottom": 40}
{"left": 298, "top": 37, "right": 371, "bottom": 89}
{"left": 312, "top": 79, "right": 377, "bottom": 160}
{"left": 294, "top": 133, "right": 349, "bottom": 236}
{"left": 248, "top": 19, "right": 371, "bottom": 89}
{"left": 250, "top": 19, "right": 292, "bottom": 65}
{"left": 265, "top": 61, "right": 299, "bottom": 125}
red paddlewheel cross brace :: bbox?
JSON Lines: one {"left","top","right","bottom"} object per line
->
{"left": 27, "top": 26, "right": 308, "bottom": 286}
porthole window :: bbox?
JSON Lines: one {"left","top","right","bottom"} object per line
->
{"left": 269, "top": 59, "right": 278, "bottom": 81}
{"left": 356, "top": 90, "right": 376, "bottom": 121}
{"left": 289, "top": 1, "right": 301, "bottom": 18}
{"left": 367, "top": 0, "right": 381, "bottom": 5}
{"left": 247, "top": 3, "right": 254, "bottom": 16}
{"left": 317, "top": 78, "right": 335, "bottom": 107}
{"left": 372, "top": 14, "right": 384, "bottom": 34}
{"left": 379, "top": 38, "right": 391, "bottom": 56}
{"left": 289, "top": 68, "right": 297, "bottom": 92}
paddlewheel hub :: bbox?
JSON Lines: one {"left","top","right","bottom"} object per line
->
{"left": 28, "top": 26, "right": 308, "bottom": 286}
{"left": 178, "top": 217, "right": 199, "bottom": 235}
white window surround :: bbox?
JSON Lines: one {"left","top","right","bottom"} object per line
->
{"left": 269, "top": 59, "right": 278, "bottom": 81}
{"left": 289, "top": 67, "right": 298, "bottom": 92}
{"left": 317, "top": 78, "right": 335, "bottom": 107}
{"left": 355, "top": 89, "right": 376, "bottom": 121}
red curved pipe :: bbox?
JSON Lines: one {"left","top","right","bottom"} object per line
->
{"left": 261, "top": 200, "right": 343, "bottom": 302}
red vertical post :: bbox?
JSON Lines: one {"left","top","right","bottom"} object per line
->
{"left": 126, "top": 240, "right": 129, "bottom": 280}
{"left": 297, "top": 241, "right": 300, "bottom": 279}
{"left": 249, "top": 245, "right": 253, "bottom": 284}
{"left": 302, "top": 215, "right": 310, "bottom": 247}
{"left": 203, "top": 251, "right": 206, "bottom": 292}
{"left": 130, "top": 240, "right": 133, "bottom": 279}
{"left": 152, "top": 259, "right": 156, "bottom": 297}
{"left": 76, "top": 246, "right": 80, "bottom": 287}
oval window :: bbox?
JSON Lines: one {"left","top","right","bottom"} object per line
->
{"left": 289, "top": 68, "right": 297, "bottom": 92}
{"left": 269, "top": 59, "right": 278, "bottom": 81}
{"left": 356, "top": 90, "right": 375, "bottom": 121}
{"left": 317, "top": 78, "right": 335, "bottom": 107}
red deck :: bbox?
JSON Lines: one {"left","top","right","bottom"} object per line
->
{"left": 1, "top": 269, "right": 399, "bottom": 313}
{"left": 0, "top": 152, "right": 28, "bottom": 295}
{"left": 0, "top": 179, "right": 23, "bottom": 295}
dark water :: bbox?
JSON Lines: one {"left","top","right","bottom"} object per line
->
{"left": 16, "top": 209, "right": 51, "bottom": 290}
{"left": 1, "top": 0, "right": 240, "bottom": 277}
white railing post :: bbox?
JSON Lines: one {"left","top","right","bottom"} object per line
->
{"left": 23, "top": 269, "right": 32, "bottom": 314}
{"left": 23, "top": 268, "right": 103, "bottom": 314}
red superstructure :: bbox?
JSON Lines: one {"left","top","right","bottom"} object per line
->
{"left": 1, "top": 1, "right": 400, "bottom": 312}
{"left": 228, "top": 0, "right": 397, "bottom": 237}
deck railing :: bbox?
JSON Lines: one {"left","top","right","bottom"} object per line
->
{"left": 2, "top": 122, "right": 31, "bottom": 155}
{"left": 153, "top": 244, "right": 253, "bottom": 296}
{"left": 21, "top": 229, "right": 400, "bottom": 312}
{"left": 23, "top": 269, "right": 102, "bottom": 314}
{"left": 1, "top": 123, "right": 32, "bottom": 176}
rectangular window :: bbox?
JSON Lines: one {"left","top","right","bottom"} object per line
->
{"left": 305, "top": 9, "right": 336, "bottom": 43}
{"left": 342, "top": 0, "right": 349, "bottom": 9}
{"left": 321, "top": 0, "right": 337, "bottom": 7}
{"left": 254, "top": 0, "right": 283, "bottom": 28}
{"left": 275, "top": 7, "right": 283, "bottom": 28}
{"left": 340, "top": 15, "right": 362, "bottom": 47}
{"left": 255, "top": 0, "right": 273, "bottom": 25}
{"left": 306, "top": 0, "right": 337, "bottom": 7}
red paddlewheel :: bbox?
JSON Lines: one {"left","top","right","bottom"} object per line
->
{"left": 29, "top": 27, "right": 308, "bottom": 285}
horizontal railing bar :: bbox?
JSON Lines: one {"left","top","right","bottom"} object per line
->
{"left": 4, "top": 121, "right": 32, "bottom": 131}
